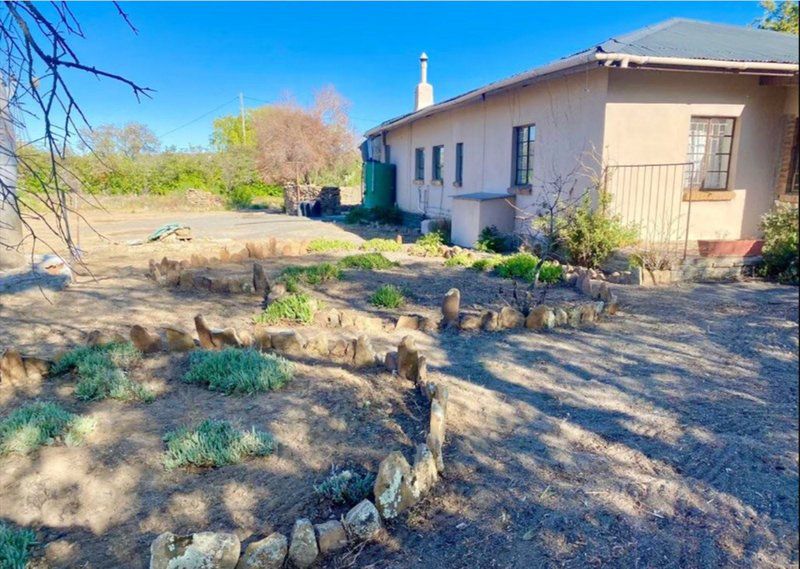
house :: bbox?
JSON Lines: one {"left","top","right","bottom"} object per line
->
{"left": 363, "top": 19, "right": 799, "bottom": 251}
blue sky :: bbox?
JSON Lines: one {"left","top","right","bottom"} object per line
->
{"left": 40, "top": 2, "right": 765, "bottom": 149}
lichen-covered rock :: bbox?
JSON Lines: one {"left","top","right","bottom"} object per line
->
{"left": 270, "top": 330, "right": 306, "bottom": 358}
{"left": 288, "top": 519, "right": 318, "bottom": 569}
{"left": 130, "top": 325, "right": 163, "bottom": 354}
{"left": 194, "top": 315, "right": 216, "bottom": 349}
{"left": 210, "top": 328, "right": 242, "bottom": 349}
{"left": 86, "top": 329, "right": 126, "bottom": 347}
{"left": 313, "top": 308, "right": 340, "bottom": 327}
{"left": 179, "top": 270, "right": 195, "bottom": 290}
{"left": 395, "top": 314, "right": 420, "bottom": 331}
{"left": 396, "top": 335, "right": 420, "bottom": 382}
{"left": 353, "top": 335, "right": 376, "bottom": 368}
{"left": 419, "top": 315, "right": 441, "bottom": 333}
{"left": 0, "top": 348, "right": 26, "bottom": 386}
{"left": 374, "top": 451, "right": 414, "bottom": 519}
{"left": 165, "top": 327, "right": 195, "bottom": 352}
{"left": 498, "top": 306, "right": 525, "bottom": 329}
{"left": 481, "top": 310, "right": 499, "bottom": 331}
{"left": 254, "top": 330, "right": 272, "bottom": 351}
{"left": 525, "top": 306, "right": 555, "bottom": 330}
{"left": 441, "top": 288, "right": 461, "bottom": 326}
{"left": 384, "top": 351, "right": 398, "bottom": 372}
{"left": 344, "top": 500, "right": 382, "bottom": 541}
{"left": 427, "top": 400, "right": 446, "bottom": 474}
{"left": 580, "top": 303, "right": 598, "bottom": 325}
{"left": 458, "top": 313, "right": 483, "bottom": 331}
{"left": 235, "top": 532, "right": 287, "bottom": 569}
{"left": 604, "top": 294, "right": 619, "bottom": 315}
{"left": 314, "top": 520, "right": 348, "bottom": 554}
{"left": 568, "top": 306, "right": 582, "bottom": 328}
{"left": 554, "top": 307, "right": 569, "bottom": 326}
{"left": 253, "top": 263, "right": 269, "bottom": 295}
{"left": 306, "top": 332, "right": 329, "bottom": 357}
{"left": 150, "top": 531, "right": 240, "bottom": 569}
{"left": 410, "top": 443, "right": 438, "bottom": 500}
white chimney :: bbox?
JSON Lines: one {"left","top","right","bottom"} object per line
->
{"left": 414, "top": 52, "right": 434, "bottom": 111}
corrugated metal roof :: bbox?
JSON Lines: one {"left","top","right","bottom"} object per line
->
{"left": 598, "top": 18, "right": 799, "bottom": 64}
{"left": 365, "top": 18, "right": 798, "bottom": 137}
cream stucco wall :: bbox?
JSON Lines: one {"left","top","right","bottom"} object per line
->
{"left": 385, "top": 67, "right": 609, "bottom": 223}
{"left": 603, "top": 69, "right": 791, "bottom": 241}
{"left": 380, "top": 66, "right": 794, "bottom": 243}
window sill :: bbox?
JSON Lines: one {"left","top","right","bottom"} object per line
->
{"left": 413, "top": 179, "right": 424, "bottom": 185}
{"left": 452, "top": 182, "right": 462, "bottom": 188}
{"left": 508, "top": 185, "right": 532, "bottom": 196}
{"left": 683, "top": 189, "right": 735, "bottom": 202}
{"left": 778, "top": 193, "right": 799, "bottom": 204}
{"left": 431, "top": 180, "right": 443, "bottom": 186}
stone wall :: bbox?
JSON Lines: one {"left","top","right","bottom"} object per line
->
{"left": 283, "top": 185, "right": 341, "bottom": 216}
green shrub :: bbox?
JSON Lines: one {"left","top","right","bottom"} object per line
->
{"left": 370, "top": 284, "right": 406, "bottom": 308}
{"left": 162, "top": 419, "right": 274, "bottom": 470}
{"left": 254, "top": 293, "right": 320, "bottom": 325}
{"left": 444, "top": 252, "right": 473, "bottom": 267}
{"left": 475, "top": 225, "right": 510, "bottom": 253}
{"left": 227, "top": 182, "right": 281, "bottom": 209}
{"left": 760, "top": 204, "right": 799, "bottom": 284}
{"left": 183, "top": 348, "right": 294, "bottom": 395}
{"left": 313, "top": 469, "right": 376, "bottom": 506}
{"left": 360, "top": 238, "right": 402, "bottom": 253}
{"left": 471, "top": 256, "right": 503, "bottom": 272}
{"left": 344, "top": 205, "right": 403, "bottom": 225}
{"left": 0, "top": 521, "right": 36, "bottom": 569}
{"left": 51, "top": 343, "right": 153, "bottom": 403}
{"left": 495, "top": 253, "right": 563, "bottom": 284}
{"left": 560, "top": 195, "right": 637, "bottom": 268}
{"left": 337, "top": 253, "right": 397, "bottom": 270}
{"left": 307, "top": 238, "right": 357, "bottom": 253}
{"left": 279, "top": 263, "right": 342, "bottom": 291}
{"left": 410, "top": 230, "right": 447, "bottom": 257}
{"left": 0, "top": 402, "right": 96, "bottom": 455}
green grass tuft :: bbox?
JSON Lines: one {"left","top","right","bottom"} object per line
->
{"left": 279, "top": 263, "right": 342, "bottom": 292}
{"left": 162, "top": 419, "right": 274, "bottom": 470}
{"left": 0, "top": 402, "right": 96, "bottom": 456}
{"left": 443, "top": 252, "right": 473, "bottom": 267}
{"left": 409, "top": 230, "right": 447, "bottom": 257}
{"left": 307, "top": 238, "right": 357, "bottom": 253}
{"left": 313, "top": 469, "right": 376, "bottom": 506}
{"left": 51, "top": 342, "right": 153, "bottom": 403}
{"left": 470, "top": 256, "right": 503, "bottom": 272}
{"left": 359, "top": 238, "right": 402, "bottom": 253}
{"left": 494, "top": 253, "right": 563, "bottom": 284}
{"left": 0, "top": 521, "right": 37, "bottom": 569}
{"left": 370, "top": 284, "right": 406, "bottom": 309}
{"left": 183, "top": 348, "right": 294, "bottom": 395}
{"left": 344, "top": 205, "right": 403, "bottom": 225}
{"left": 254, "top": 292, "right": 321, "bottom": 325}
{"left": 337, "top": 253, "right": 397, "bottom": 270}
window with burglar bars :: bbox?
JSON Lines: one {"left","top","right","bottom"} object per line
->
{"left": 513, "top": 124, "right": 535, "bottom": 186}
{"left": 432, "top": 145, "right": 444, "bottom": 182}
{"left": 788, "top": 118, "right": 799, "bottom": 195}
{"left": 414, "top": 148, "right": 424, "bottom": 181}
{"left": 684, "top": 117, "right": 734, "bottom": 190}
{"left": 455, "top": 142, "right": 463, "bottom": 185}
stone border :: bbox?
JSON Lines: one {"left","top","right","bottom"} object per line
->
{"left": 149, "top": 334, "right": 448, "bottom": 569}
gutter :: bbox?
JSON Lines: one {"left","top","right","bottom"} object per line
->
{"left": 595, "top": 52, "right": 800, "bottom": 73}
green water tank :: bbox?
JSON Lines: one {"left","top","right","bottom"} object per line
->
{"left": 363, "top": 161, "right": 396, "bottom": 209}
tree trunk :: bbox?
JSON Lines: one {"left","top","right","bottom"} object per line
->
{"left": 0, "top": 80, "right": 23, "bottom": 269}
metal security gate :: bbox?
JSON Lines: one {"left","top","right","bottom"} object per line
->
{"left": 605, "top": 162, "right": 695, "bottom": 260}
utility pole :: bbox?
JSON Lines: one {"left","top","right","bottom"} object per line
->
{"left": 239, "top": 92, "right": 246, "bottom": 145}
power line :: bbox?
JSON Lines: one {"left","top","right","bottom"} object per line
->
{"left": 158, "top": 96, "right": 239, "bottom": 139}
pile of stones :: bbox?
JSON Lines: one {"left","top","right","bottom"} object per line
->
{"left": 150, "top": 336, "right": 447, "bottom": 569}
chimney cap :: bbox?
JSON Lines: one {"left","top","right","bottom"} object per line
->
{"left": 420, "top": 52, "right": 428, "bottom": 61}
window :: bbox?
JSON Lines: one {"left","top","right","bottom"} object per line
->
{"left": 455, "top": 142, "right": 463, "bottom": 185}
{"left": 513, "top": 124, "right": 535, "bottom": 186}
{"left": 685, "top": 117, "right": 734, "bottom": 190}
{"left": 414, "top": 148, "right": 425, "bottom": 181}
{"left": 432, "top": 145, "right": 444, "bottom": 182}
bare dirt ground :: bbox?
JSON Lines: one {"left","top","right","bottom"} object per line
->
{"left": 1, "top": 208, "right": 798, "bottom": 568}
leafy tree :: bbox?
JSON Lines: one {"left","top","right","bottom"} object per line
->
{"left": 252, "top": 86, "right": 359, "bottom": 186}
{"left": 81, "top": 122, "right": 161, "bottom": 159}
{"left": 211, "top": 113, "right": 255, "bottom": 150}
{"left": 757, "top": 0, "right": 799, "bottom": 34}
